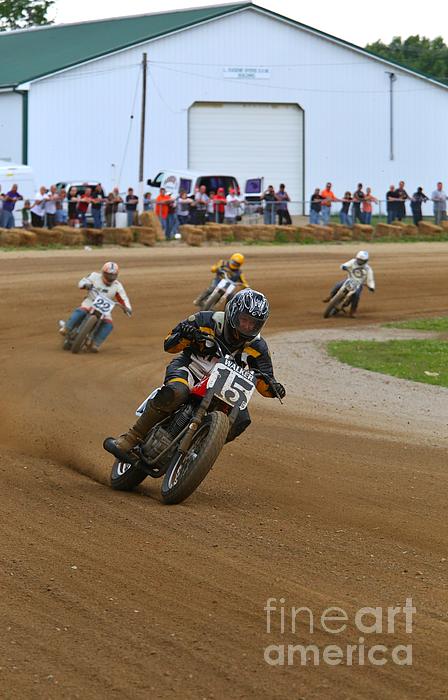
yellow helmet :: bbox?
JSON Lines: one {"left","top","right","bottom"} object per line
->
{"left": 229, "top": 252, "right": 245, "bottom": 270}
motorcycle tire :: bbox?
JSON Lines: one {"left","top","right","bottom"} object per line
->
{"left": 71, "top": 315, "right": 98, "bottom": 354}
{"left": 324, "top": 289, "right": 346, "bottom": 319}
{"left": 202, "top": 290, "right": 222, "bottom": 311}
{"left": 110, "top": 459, "right": 147, "bottom": 491}
{"left": 161, "top": 411, "right": 229, "bottom": 505}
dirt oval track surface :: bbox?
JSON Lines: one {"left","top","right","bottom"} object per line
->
{"left": 0, "top": 243, "right": 447, "bottom": 700}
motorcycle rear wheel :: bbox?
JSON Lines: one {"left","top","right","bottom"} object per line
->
{"left": 202, "top": 289, "right": 222, "bottom": 311}
{"left": 110, "top": 459, "right": 147, "bottom": 491}
{"left": 161, "top": 411, "right": 229, "bottom": 505}
{"left": 71, "top": 315, "right": 98, "bottom": 354}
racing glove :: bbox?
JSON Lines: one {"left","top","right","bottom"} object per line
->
{"left": 368, "top": 287, "right": 375, "bottom": 293}
{"left": 82, "top": 281, "right": 93, "bottom": 290}
{"left": 177, "top": 321, "right": 205, "bottom": 343}
{"left": 124, "top": 307, "right": 132, "bottom": 317}
{"left": 271, "top": 381, "right": 286, "bottom": 399}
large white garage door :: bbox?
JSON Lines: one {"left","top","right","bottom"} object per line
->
{"left": 189, "top": 102, "right": 304, "bottom": 210}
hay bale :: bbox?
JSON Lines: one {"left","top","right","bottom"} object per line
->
{"left": 352, "top": 224, "right": 374, "bottom": 241}
{"left": 100, "top": 227, "right": 132, "bottom": 246}
{"left": 138, "top": 227, "right": 157, "bottom": 246}
{"left": 0, "top": 228, "right": 37, "bottom": 246}
{"left": 53, "top": 227, "right": 84, "bottom": 246}
{"left": 418, "top": 221, "right": 443, "bottom": 237}
{"left": 253, "top": 226, "right": 276, "bottom": 242}
{"left": 330, "top": 224, "right": 352, "bottom": 240}
{"left": 139, "top": 211, "right": 164, "bottom": 240}
{"left": 402, "top": 224, "right": 418, "bottom": 237}
{"left": 233, "top": 225, "right": 257, "bottom": 241}
{"left": 83, "top": 229, "right": 104, "bottom": 246}
{"left": 31, "top": 228, "right": 63, "bottom": 245}
{"left": 187, "top": 231, "right": 204, "bottom": 247}
{"left": 374, "top": 224, "right": 402, "bottom": 239}
{"left": 179, "top": 225, "right": 200, "bottom": 241}
{"left": 440, "top": 220, "right": 448, "bottom": 232}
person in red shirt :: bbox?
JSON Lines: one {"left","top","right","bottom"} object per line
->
{"left": 212, "top": 187, "right": 226, "bottom": 224}
{"left": 156, "top": 188, "right": 174, "bottom": 239}
{"left": 77, "top": 187, "right": 91, "bottom": 228}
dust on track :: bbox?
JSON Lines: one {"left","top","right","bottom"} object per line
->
{"left": 1, "top": 243, "right": 447, "bottom": 699}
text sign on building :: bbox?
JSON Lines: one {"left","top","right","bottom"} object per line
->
{"left": 223, "top": 67, "right": 271, "bottom": 80}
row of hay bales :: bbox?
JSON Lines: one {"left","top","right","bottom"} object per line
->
{"left": 0, "top": 212, "right": 165, "bottom": 248}
{"left": 180, "top": 220, "right": 448, "bottom": 246}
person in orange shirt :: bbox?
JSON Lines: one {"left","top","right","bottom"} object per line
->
{"left": 155, "top": 188, "right": 174, "bottom": 239}
{"left": 320, "top": 182, "right": 341, "bottom": 224}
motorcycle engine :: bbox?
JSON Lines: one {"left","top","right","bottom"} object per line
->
{"left": 141, "top": 426, "right": 173, "bottom": 466}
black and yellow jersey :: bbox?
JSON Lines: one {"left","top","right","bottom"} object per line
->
{"left": 164, "top": 311, "right": 276, "bottom": 397}
{"left": 210, "top": 260, "right": 248, "bottom": 287}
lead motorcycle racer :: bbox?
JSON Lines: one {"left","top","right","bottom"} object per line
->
{"left": 104, "top": 288, "right": 286, "bottom": 461}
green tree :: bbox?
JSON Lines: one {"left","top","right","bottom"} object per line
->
{"left": 365, "top": 35, "right": 448, "bottom": 84}
{"left": 0, "top": 0, "right": 54, "bottom": 30}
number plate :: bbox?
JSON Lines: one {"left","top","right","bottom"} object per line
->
{"left": 207, "top": 357, "right": 255, "bottom": 409}
{"left": 91, "top": 293, "right": 114, "bottom": 315}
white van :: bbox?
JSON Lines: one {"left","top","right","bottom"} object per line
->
{"left": 147, "top": 170, "right": 263, "bottom": 200}
{"left": 0, "top": 161, "right": 36, "bottom": 226}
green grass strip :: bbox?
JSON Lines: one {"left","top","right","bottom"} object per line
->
{"left": 328, "top": 339, "right": 448, "bottom": 387}
{"left": 385, "top": 317, "right": 448, "bottom": 332}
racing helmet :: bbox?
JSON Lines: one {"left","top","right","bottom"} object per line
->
{"left": 223, "top": 288, "right": 270, "bottom": 346}
{"left": 355, "top": 250, "right": 369, "bottom": 265}
{"left": 229, "top": 252, "right": 245, "bottom": 270}
{"left": 102, "top": 261, "right": 119, "bottom": 285}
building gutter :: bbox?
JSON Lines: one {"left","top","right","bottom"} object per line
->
{"left": 13, "top": 84, "right": 29, "bottom": 164}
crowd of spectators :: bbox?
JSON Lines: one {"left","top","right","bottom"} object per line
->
{"left": 310, "top": 181, "right": 447, "bottom": 227}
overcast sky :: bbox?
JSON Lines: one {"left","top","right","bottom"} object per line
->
{"left": 51, "top": 0, "right": 448, "bottom": 46}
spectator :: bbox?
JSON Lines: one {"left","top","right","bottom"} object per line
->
{"left": 431, "top": 182, "right": 447, "bottom": 225}
{"left": 105, "top": 188, "right": 123, "bottom": 228}
{"left": 395, "top": 180, "right": 409, "bottom": 221}
{"left": 125, "top": 187, "right": 138, "bottom": 227}
{"left": 362, "top": 187, "right": 378, "bottom": 225}
{"left": 276, "top": 183, "right": 292, "bottom": 225}
{"left": 309, "top": 188, "right": 323, "bottom": 225}
{"left": 207, "top": 190, "right": 216, "bottom": 222}
{"left": 261, "top": 185, "right": 278, "bottom": 224}
{"left": 2, "top": 183, "right": 23, "bottom": 229}
{"left": 22, "top": 199, "right": 31, "bottom": 229}
{"left": 194, "top": 185, "right": 209, "bottom": 225}
{"left": 224, "top": 188, "right": 241, "bottom": 224}
{"left": 166, "top": 193, "right": 178, "bottom": 240}
{"left": 212, "top": 187, "right": 226, "bottom": 224}
{"left": 386, "top": 185, "right": 400, "bottom": 224}
{"left": 155, "top": 187, "right": 172, "bottom": 238}
{"left": 90, "top": 183, "right": 105, "bottom": 229}
{"left": 177, "top": 190, "right": 193, "bottom": 226}
{"left": 339, "top": 192, "right": 353, "bottom": 226}
{"left": 55, "top": 188, "right": 68, "bottom": 225}
{"left": 320, "top": 182, "right": 340, "bottom": 225}
{"left": 45, "top": 185, "right": 58, "bottom": 229}
{"left": 410, "top": 187, "right": 428, "bottom": 226}
{"left": 30, "top": 186, "right": 48, "bottom": 228}
{"left": 77, "top": 187, "right": 91, "bottom": 229}
{"left": 68, "top": 187, "right": 79, "bottom": 227}
{"left": 143, "top": 192, "right": 154, "bottom": 212}
{"left": 352, "top": 183, "right": 365, "bottom": 224}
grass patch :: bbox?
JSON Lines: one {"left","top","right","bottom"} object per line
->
{"left": 328, "top": 339, "right": 448, "bottom": 387}
{"left": 385, "top": 317, "right": 448, "bottom": 332}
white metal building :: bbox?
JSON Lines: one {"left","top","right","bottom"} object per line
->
{"left": 0, "top": 2, "right": 447, "bottom": 210}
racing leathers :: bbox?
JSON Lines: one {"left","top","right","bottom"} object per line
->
{"left": 329, "top": 259, "right": 375, "bottom": 313}
{"left": 64, "top": 271, "right": 132, "bottom": 348}
{"left": 194, "top": 260, "right": 248, "bottom": 307}
{"left": 105, "top": 310, "right": 284, "bottom": 459}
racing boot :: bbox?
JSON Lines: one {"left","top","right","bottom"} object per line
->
{"left": 103, "top": 382, "right": 190, "bottom": 461}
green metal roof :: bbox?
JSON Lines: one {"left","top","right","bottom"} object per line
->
{"left": 0, "top": 3, "right": 250, "bottom": 88}
{"left": 0, "top": 1, "right": 446, "bottom": 91}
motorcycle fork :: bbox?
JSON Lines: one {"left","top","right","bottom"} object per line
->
{"left": 178, "top": 392, "right": 213, "bottom": 453}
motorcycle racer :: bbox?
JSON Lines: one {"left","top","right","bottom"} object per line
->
{"left": 193, "top": 252, "right": 248, "bottom": 307}
{"left": 104, "top": 288, "right": 286, "bottom": 461}
{"left": 323, "top": 250, "right": 375, "bottom": 316}
{"left": 59, "top": 262, "right": 132, "bottom": 351}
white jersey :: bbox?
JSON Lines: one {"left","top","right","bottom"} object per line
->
{"left": 341, "top": 259, "right": 375, "bottom": 290}
{"left": 78, "top": 271, "right": 131, "bottom": 320}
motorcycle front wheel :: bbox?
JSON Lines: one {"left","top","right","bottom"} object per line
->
{"left": 323, "top": 288, "right": 346, "bottom": 318}
{"left": 110, "top": 459, "right": 147, "bottom": 491}
{"left": 71, "top": 315, "right": 98, "bottom": 353}
{"left": 161, "top": 411, "right": 229, "bottom": 505}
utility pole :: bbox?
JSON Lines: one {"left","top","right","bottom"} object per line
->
{"left": 386, "top": 71, "right": 396, "bottom": 161}
{"left": 138, "top": 52, "right": 147, "bottom": 214}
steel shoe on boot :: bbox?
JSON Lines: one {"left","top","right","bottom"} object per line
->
{"left": 103, "top": 404, "right": 167, "bottom": 461}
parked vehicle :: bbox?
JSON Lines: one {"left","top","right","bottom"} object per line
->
{"left": 107, "top": 335, "right": 281, "bottom": 505}
{"left": 147, "top": 169, "right": 263, "bottom": 200}
{"left": 62, "top": 287, "right": 124, "bottom": 353}
{"left": 323, "top": 278, "right": 363, "bottom": 318}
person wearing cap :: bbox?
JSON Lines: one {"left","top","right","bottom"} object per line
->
{"left": 193, "top": 252, "right": 248, "bottom": 307}
{"left": 212, "top": 187, "right": 226, "bottom": 223}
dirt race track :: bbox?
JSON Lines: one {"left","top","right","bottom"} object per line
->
{"left": 0, "top": 242, "right": 447, "bottom": 699}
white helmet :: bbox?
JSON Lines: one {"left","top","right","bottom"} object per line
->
{"left": 356, "top": 250, "right": 369, "bottom": 265}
